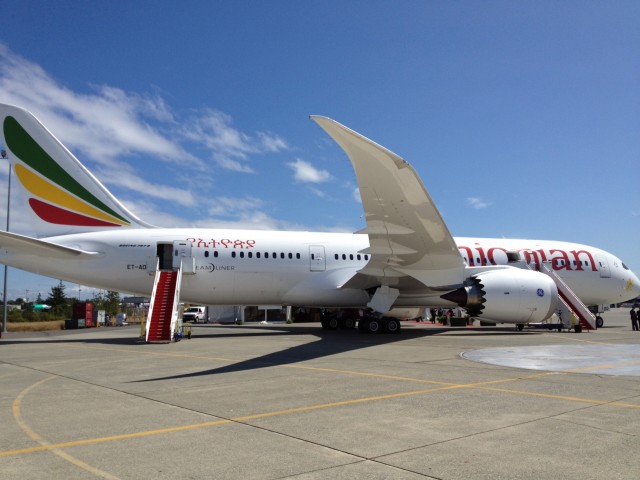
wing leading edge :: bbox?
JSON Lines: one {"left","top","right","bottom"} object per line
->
{"left": 311, "top": 116, "right": 464, "bottom": 292}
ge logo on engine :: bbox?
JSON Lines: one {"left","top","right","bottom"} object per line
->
{"left": 536, "top": 289, "right": 544, "bottom": 297}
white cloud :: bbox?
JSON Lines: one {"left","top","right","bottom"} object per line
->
{"left": 207, "top": 196, "right": 265, "bottom": 217}
{"left": 181, "top": 109, "right": 288, "bottom": 172}
{"left": 96, "top": 164, "right": 197, "bottom": 207}
{"left": 467, "top": 197, "right": 492, "bottom": 209}
{"left": 0, "top": 44, "right": 290, "bottom": 207}
{"left": 0, "top": 44, "right": 193, "bottom": 168}
{"left": 288, "top": 158, "right": 331, "bottom": 184}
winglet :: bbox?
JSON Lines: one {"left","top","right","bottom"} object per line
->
{"left": 311, "top": 115, "right": 464, "bottom": 289}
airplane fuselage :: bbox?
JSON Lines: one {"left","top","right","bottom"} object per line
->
{"left": 4, "top": 228, "right": 636, "bottom": 311}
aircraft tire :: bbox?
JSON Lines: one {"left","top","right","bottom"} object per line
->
{"left": 367, "top": 319, "right": 381, "bottom": 333}
{"left": 328, "top": 317, "right": 339, "bottom": 330}
{"left": 384, "top": 318, "right": 401, "bottom": 334}
{"left": 574, "top": 324, "right": 582, "bottom": 333}
{"left": 516, "top": 324, "right": 525, "bottom": 331}
{"left": 358, "top": 317, "right": 381, "bottom": 334}
{"left": 596, "top": 316, "right": 604, "bottom": 328}
{"left": 339, "top": 317, "right": 356, "bottom": 329}
{"left": 321, "top": 318, "right": 330, "bottom": 330}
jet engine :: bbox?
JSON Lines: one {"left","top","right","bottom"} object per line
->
{"left": 440, "top": 268, "right": 558, "bottom": 324}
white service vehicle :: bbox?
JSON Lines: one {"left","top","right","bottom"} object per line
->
{"left": 183, "top": 306, "right": 207, "bottom": 323}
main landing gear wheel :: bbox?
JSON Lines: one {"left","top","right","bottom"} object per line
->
{"left": 358, "top": 316, "right": 401, "bottom": 334}
{"left": 321, "top": 317, "right": 340, "bottom": 330}
{"left": 516, "top": 324, "right": 525, "bottom": 331}
{"left": 358, "top": 317, "right": 381, "bottom": 334}
{"left": 340, "top": 317, "right": 356, "bottom": 329}
{"left": 596, "top": 316, "right": 604, "bottom": 328}
{"left": 384, "top": 317, "right": 401, "bottom": 334}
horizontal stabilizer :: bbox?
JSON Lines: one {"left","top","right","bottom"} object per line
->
{"left": 0, "top": 230, "right": 98, "bottom": 259}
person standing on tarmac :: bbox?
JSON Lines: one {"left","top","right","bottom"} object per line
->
{"left": 631, "top": 306, "right": 639, "bottom": 331}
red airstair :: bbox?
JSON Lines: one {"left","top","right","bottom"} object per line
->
{"left": 146, "top": 270, "right": 180, "bottom": 343}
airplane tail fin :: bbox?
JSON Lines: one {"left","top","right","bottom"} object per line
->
{"left": 0, "top": 103, "right": 154, "bottom": 237}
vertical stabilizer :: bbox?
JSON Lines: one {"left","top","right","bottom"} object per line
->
{"left": 0, "top": 103, "right": 153, "bottom": 237}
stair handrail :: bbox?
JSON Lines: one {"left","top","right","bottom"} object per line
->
{"left": 540, "top": 263, "right": 596, "bottom": 328}
{"left": 169, "top": 261, "right": 184, "bottom": 341}
{"left": 145, "top": 257, "right": 161, "bottom": 342}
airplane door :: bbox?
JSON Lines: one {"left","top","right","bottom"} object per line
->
{"left": 173, "top": 241, "right": 193, "bottom": 271}
{"left": 309, "top": 245, "right": 326, "bottom": 272}
{"left": 595, "top": 255, "right": 611, "bottom": 278}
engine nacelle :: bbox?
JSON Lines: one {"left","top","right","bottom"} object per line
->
{"left": 441, "top": 268, "right": 558, "bottom": 324}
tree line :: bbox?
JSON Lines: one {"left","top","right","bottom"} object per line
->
{"left": 5, "top": 281, "right": 121, "bottom": 323}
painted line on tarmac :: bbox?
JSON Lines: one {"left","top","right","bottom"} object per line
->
{"left": 11, "top": 375, "right": 122, "bottom": 479}
{"left": 3, "top": 366, "right": 638, "bottom": 459}
{"left": 2, "top": 381, "right": 462, "bottom": 458}
{"left": 475, "top": 386, "right": 640, "bottom": 409}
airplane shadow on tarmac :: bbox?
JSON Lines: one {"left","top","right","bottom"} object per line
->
{"left": 131, "top": 324, "right": 538, "bottom": 383}
{"left": 0, "top": 324, "right": 538, "bottom": 382}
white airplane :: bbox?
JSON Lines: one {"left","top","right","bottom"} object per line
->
{"left": 0, "top": 103, "right": 638, "bottom": 333}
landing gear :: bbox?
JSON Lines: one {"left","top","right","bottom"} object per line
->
{"left": 340, "top": 317, "right": 356, "bottom": 329}
{"left": 358, "top": 315, "right": 401, "bottom": 334}
{"left": 516, "top": 323, "right": 525, "bottom": 331}
{"left": 384, "top": 317, "right": 401, "bottom": 333}
{"left": 321, "top": 316, "right": 339, "bottom": 330}
{"left": 320, "top": 310, "right": 401, "bottom": 334}
{"left": 596, "top": 316, "right": 604, "bottom": 328}
{"left": 321, "top": 312, "right": 357, "bottom": 330}
{"left": 358, "top": 316, "right": 380, "bottom": 333}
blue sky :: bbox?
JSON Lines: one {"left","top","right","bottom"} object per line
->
{"left": 0, "top": 1, "right": 638, "bottom": 302}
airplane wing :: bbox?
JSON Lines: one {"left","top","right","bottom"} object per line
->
{"left": 311, "top": 116, "right": 464, "bottom": 292}
{"left": 0, "top": 230, "right": 99, "bottom": 259}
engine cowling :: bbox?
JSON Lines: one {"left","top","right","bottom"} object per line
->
{"left": 440, "top": 268, "right": 558, "bottom": 323}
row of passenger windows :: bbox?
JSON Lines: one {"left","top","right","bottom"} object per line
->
{"left": 202, "top": 251, "right": 370, "bottom": 261}
{"left": 553, "top": 259, "right": 590, "bottom": 267}
{"left": 204, "top": 251, "right": 301, "bottom": 259}
{"left": 335, "top": 253, "right": 369, "bottom": 261}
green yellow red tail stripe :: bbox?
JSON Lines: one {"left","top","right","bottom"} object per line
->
{"left": 3, "top": 115, "right": 131, "bottom": 228}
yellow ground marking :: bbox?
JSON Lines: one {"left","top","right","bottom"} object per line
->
{"left": 4, "top": 338, "right": 640, "bottom": 461}
{"left": 2, "top": 383, "right": 461, "bottom": 458}
{"left": 476, "top": 386, "right": 640, "bottom": 409}
{"left": 11, "top": 376, "right": 122, "bottom": 478}
{"left": 3, "top": 359, "right": 638, "bottom": 460}
{"left": 560, "top": 359, "right": 640, "bottom": 374}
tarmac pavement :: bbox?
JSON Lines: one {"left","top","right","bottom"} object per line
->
{"left": 1, "top": 307, "right": 639, "bottom": 479}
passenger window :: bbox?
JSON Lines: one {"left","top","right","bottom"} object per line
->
{"left": 296, "top": 253, "right": 300, "bottom": 259}
{"left": 205, "top": 251, "right": 209, "bottom": 258}
{"left": 349, "top": 254, "right": 354, "bottom": 260}
{"left": 335, "top": 254, "right": 339, "bottom": 260}
{"left": 288, "top": 253, "right": 292, "bottom": 259}
{"left": 214, "top": 251, "right": 219, "bottom": 258}
{"left": 240, "top": 252, "right": 244, "bottom": 258}
{"left": 232, "top": 252, "right": 236, "bottom": 258}
{"left": 342, "top": 254, "right": 346, "bottom": 260}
